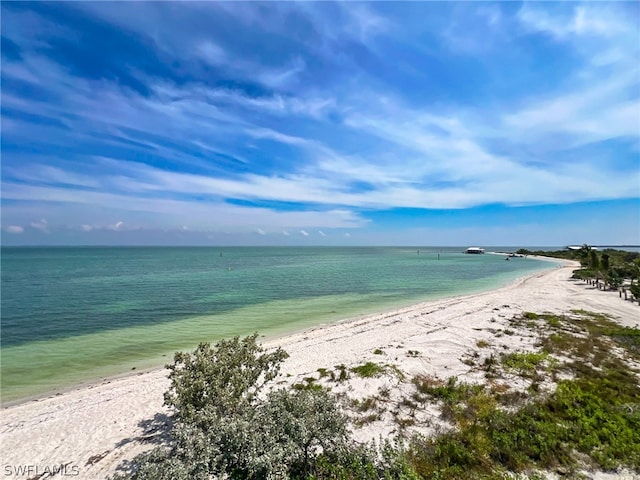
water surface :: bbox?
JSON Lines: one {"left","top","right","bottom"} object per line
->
{"left": 1, "top": 247, "right": 552, "bottom": 402}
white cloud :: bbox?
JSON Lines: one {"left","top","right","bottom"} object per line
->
{"left": 2, "top": 1, "right": 637, "bottom": 243}
{"left": 283, "top": 230, "right": 290, "bottom": 236}
{"left": 6, "top": 33, "right": 636, "bottom": 215}
{"left": 108, "top": 221, "right": 124, "bottom": 231}
{"left": 506, "top": 5, "right": 638, "bottom": 151}
{"left": 1, "top": 181, "right": 368, "bottom": 230}
{"left": 30, "top": 219, "right": 49, "bottom": 233}
{"left": 318, "top": 230, "right": 326, "bottom": 237}
{"left": 256, "top": 57, "right": 306, "bottom": 89}
{"left": 300, "top": 230, "right": 309, "bottom": 236}
{"left": 81, "top": 224, "right": 93, "bottom": 232}
{"left": 344, "top": 233, "right": 351, "bottom": 238}
{"left": 517, "top": 5, "right": 625, "bottom": 39}
{"left": 256, "top": 228, "right": 266, "bottom": 235}
{"left": 197, "top": 41, "right": 227, "bottom": 66}
{"left": 5, "top": 225, "right": 24, "bottom": 234}
{"left": 342, "top": 3, "right": 390, "bottom": 43}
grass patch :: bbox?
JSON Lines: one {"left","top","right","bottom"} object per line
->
{"left": 545, "top": 315, "right": 561, "bottom": 327}
{"left": 292, "top": 376, "right": 325, "bottom": 391}
{"left": 604, "top": 326, "right": 640, "bottom": 355}
{"left": 334, "top": 364, "right": 350, "bottom": 382}
{"left": 350, "top": 362, "right": 386, "bottom": 378}
{"left": 352, "top": 395, "right": 378, "bottom": 413}
{"left": 501, "top": 351, "right": 548, "bottom": 373}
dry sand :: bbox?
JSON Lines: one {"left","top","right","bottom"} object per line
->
{"left": 2, "top": 259, "right": 639, "bottom": 479}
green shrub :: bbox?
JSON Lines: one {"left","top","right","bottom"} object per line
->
{"left": 351, "top": 362, "right": 386, "bottom": 378}
{"left": 113, "top": 335, "right": 376, "bottom": 480}
{"left": 501, "top": 351, "right": 548, "bottom": 374}
{"left": 163, "top": 334, "right": 288, "bottom": 423}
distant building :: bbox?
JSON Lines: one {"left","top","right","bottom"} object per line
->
{"left": 565, "top": 245, "right": 598, "bottom": 251}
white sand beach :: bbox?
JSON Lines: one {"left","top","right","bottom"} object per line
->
{"left": 2, "top": 259, "right": 639, "bottom": 480}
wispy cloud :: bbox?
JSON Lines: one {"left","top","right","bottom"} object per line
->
{"left": 1, "top": 2, "right": 637, "bottom": 244}
{"left": 30, "top": 219, "right": 49, "bottom": 233}
{"left": 107, "top": 221, "right": 124, "bottom": 231}
{"left": 5, "top": 225, "right": 24, "bottom": 234}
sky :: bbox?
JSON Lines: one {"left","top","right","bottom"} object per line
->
{"left": 1, "top": 1, "right": 639, "bottom": 247}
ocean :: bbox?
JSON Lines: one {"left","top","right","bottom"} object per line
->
{"left": 1, "top": 246, "right": 553, "bottom": 403}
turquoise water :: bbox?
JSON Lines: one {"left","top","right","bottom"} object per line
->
{"left": 1, "top": 247, "right": 552, "bottom": 402}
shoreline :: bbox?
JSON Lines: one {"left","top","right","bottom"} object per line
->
{"left": 0, "top": 253, "right": 554, "bottom": 408}
{"left": 3, "top": 259, "right": 639, "bottom": 480}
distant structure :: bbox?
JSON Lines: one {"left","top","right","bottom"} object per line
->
{"left": 464, "top": 247, "right": 485, "bottom": 254}
{"left": 565, "top": 245, "right": 598, "bottom": 251}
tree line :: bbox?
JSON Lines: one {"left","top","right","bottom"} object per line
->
{"left": 517, "top": 246, "right": 640, "bottom": 300}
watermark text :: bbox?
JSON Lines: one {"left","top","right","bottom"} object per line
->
{"left": 3, "top": 463, "right": 80, "bottom": 477}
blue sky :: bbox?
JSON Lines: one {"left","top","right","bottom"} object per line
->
{"left": 1, "top": 1, "right": 639, "bottom": 246}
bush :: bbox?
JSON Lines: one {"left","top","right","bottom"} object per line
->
{"left": 164, "top": 334, "right": 288, "bottom": 424}
{"left": 113, "top": 335, "right": 415, "bottom": 480}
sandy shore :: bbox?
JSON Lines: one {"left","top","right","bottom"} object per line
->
{"left": 2, "top": 259, "right": 639, "bottom": 480}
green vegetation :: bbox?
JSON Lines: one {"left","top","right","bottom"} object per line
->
{"left": 501, "top": 351, "right": 548, "bottom": 374}
{"left": 337, "top": 364, "right": 350, "bottom": 382}
{"left": 525, "top": 246, "right": 640, "bottom": 295}
{"left": 403, "top": 310, "right": 640, "bottom": 478}
{"left": 292, "top": 377, "right": 325, "bottom": 392}
{"left": 112, "top": 334, "right": 413, "bottom": 480}
{"left": 113, "top": 310, "right": 640, "bottom": 480}
{"left": 351, "top": 361, "right": 386, "bottom": 378}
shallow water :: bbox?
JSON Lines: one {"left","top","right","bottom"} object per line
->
{"left": 1, "top": 246, "right": 552, "bottom": 402}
